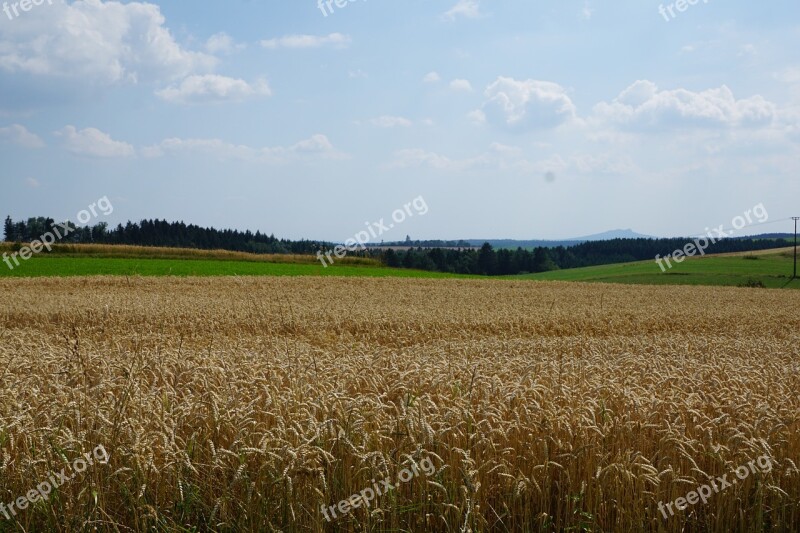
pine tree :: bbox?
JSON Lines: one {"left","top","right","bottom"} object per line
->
{"left": 3, "top": 216, "right": 13, "bottom": 242}
{"left": 477, "top": 242, "right": 497, "bottom": 275}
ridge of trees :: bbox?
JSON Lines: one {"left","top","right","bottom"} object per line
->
{"left": 3, "top": 216, "right": 326, "bottom": 255}
{"left": 4, "top": 216, "right": 792, "bottom": 276}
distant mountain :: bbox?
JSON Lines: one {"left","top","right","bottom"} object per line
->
{"left": 569, "top": 229, "right": 656, "bottom": 241}
{"left": 464, "top": 229, "right": 655, "bottom": 249}
{"left": 384, "top": 231, "right": 790, "bottom": 251}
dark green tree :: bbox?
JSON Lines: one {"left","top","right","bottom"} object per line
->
{"left": 477, "top": 242, "right": 497, "bottom": 275}
{"left": 532, "top": 247, "right": 556, "bottom": 272}
{"left": 3, "top": 216, "right": 13, "bottom": 242}
{"left": 384, "top": 249, "right": 401, "bottom": 267}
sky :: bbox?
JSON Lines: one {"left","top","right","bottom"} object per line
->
{"left": 0, "top": 0, "right": 798, "bottom": 241}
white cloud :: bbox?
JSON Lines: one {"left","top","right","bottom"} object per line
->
{"left": 488, "top": 142, "right": 522, "bottom": 155}
{"left": 289, "top": 135, "right": 343, "bottom": 156}
{"left": 55, "top": 126, "right": 135, "bottom": 158}
{"left": 738, "top": 44, "right": 757, "bottom": 57}
{"left": 0, "top": 0, "right": 215, "bottom": 86}
{"left": 389, "top": 145, "right": 635, "bottom": 178}
{"left": 349, "top": 69, "right": 368, "bottom": 79}
{"left": 369, "top": 116, "right": 413, "bottom": 128}
{"left": 617, "top": 80, "right": 658, "bottom": 107}
{"left": 391, "top": 149, "right": 458, "bottom": 170}
{"left": 156, "top": 75, "right": 271, "bottom": 104}
{"left": 534, "top": 154, "right": 570, "bottom": 175}
{"left": 423, "top": 71, "right": 441, "bottom": 83}
{"left": 478, "top": 77, "right": 577, "bottom": 130}
{"left": 450, "top": 79, "right": 473, "bottom": 92}
{"left": 467, "top": 109, "right": 486, "bottom": 124}
{"left": 0, "top": 124, "right": 45, "bottom": 148}
{"left": 25, "top": 177, "right": 40, "bottom": 188}
{"left": 143, "top": 134, "right": 346, "bottom": 163}
{"left": 260, "top": 33, "right": 351, "bottom": 49}
{"left": 390, "top": 144, "right": 568, "bottom": 174}
{"left": 572, "top": 154, "right": 638, "bottom": 175}
{"left": 593, "top": 81, "right": 777, "bottom": 130}
{"left": 580, "top": 1, "right": 594, "bottom": 20}
{"left": 775, "top": 67, "right": 800, "bottom": 84}
{"left": 443, "top": 0, "right": 482, "bottom": 20}
{"left": 205, "top": 33, "right": 245, "bottom": 54}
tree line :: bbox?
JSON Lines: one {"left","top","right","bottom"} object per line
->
{"left": 4, "top": 215, "right": 792, "bottom": 276}
{"left": 3, "top": 216, "right": 326, "bottom": 255}
{"left": 376, "top": 237, "right": 791, "bottom": 275}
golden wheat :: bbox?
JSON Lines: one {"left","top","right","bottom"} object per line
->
{"left": 0, "top": 277, "right": 798, "bottom": 532}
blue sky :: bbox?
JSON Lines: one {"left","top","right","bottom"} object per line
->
{"left": 1, "top": 0, "right": 798, "bottom": 241}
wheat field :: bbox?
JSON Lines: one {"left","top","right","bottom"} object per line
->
{"left": 0, "top": 276, "right": 798, "bottom": 532}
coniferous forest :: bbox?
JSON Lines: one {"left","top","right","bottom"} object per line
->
{"left": 3, "top": 215, "right": 792, "bottom": 276}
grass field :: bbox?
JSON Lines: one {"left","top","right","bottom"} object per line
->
{"left": 2, "top": 243, "right": 799, "bottom": 290}
{"left": 0, "top": 244, "right": 469, "bottom": 279}
{"left": 514, "top": 247, "right": 800, "bottom": 289}
{"left": 0, "top": 243, "right": 382, "bottom": 266}
{"left": 0, "top": 256, "right": 470, "bottom": 279}
{"left": 0, "top": 277, "right": 797, "bottom": 532}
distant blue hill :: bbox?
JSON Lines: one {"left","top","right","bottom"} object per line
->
{"left": 378, "top": 231, "right": 793, "bottom": 250}
{"left": 465, "top": 229, "right": 655, "bottom": 249}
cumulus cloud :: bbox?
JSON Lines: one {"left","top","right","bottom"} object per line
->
{"left": 572, "top": 154, "right": 638, "bottom": 175}
{"left": 738, "top": 44, "right": 757, "bottom": 57}
{"left": 423, "top": 71, "right": 441, "bottom": 83}
{"left": 156, "top": 75, "right": 271, "bottom": 104}
{"left": 477, "top": 77, "right": 577, "bottom": 131}
{"left": 55, "top": 126, "right": 135, "bottom": 158}
{"left": 449, "top": 79, "right": 473, "bottom": 92}
{"left": 616, "top": 80, "right": 658, "bottom": 107}
{"left": 443, "top": 0, "right": 482, "bottom": 20}
{"left": 580, "top": 1, "right": 594, "bottom": 20}
{"left": 0, "top": 124, "right": 45, "bottom": 148}
{"left": 205, "top": 33, "right": 245, "bottom": 54}
{"left": 260, "top": 33, "right": 351, "bottom": 49}
{"left": 369, "top": 116, "right": 413, "bottom": 128}
{"left": 775, "top": 67, "right": 800, "bottom": 84}
{"left": 593, "top": 81, "right": 777, "bottom": 130}
{"left": 390, "top": 143, "right": 569, "bottom": 174}
{"left": 467, "top": 109, "right": 486, "bottom": 124}
{"left": 389, "top": 144, "right": 637, "bottom": 177}
{"left": 391, "top": 149, "right": 459, "bottom": 170}
{"left": 0, "top": 0, "right": 215, "bottom": 86}
{"left": 142, "top": 134, "right": 346, "bottom": 163}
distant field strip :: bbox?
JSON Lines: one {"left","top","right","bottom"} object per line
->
{"left": 0, "top": 243, "right": 380, "bottom": 265}
{"left": 0, "top": 256, "right": 471, "bottom": 278}
{"left": 1, "top": 243, "right": 798, "bottom": 289}
{"left": 515, "top": 249, "right": 800, "bottom": 289}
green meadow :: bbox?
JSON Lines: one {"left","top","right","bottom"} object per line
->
{"left": 0, "top": 256, "right": 471, "bottom": 279}
{"left": 512, "top": 248, "right": 800, "bottom": 289}
{"left": 2, "top": 245, "right": 797, "bottom": 289}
